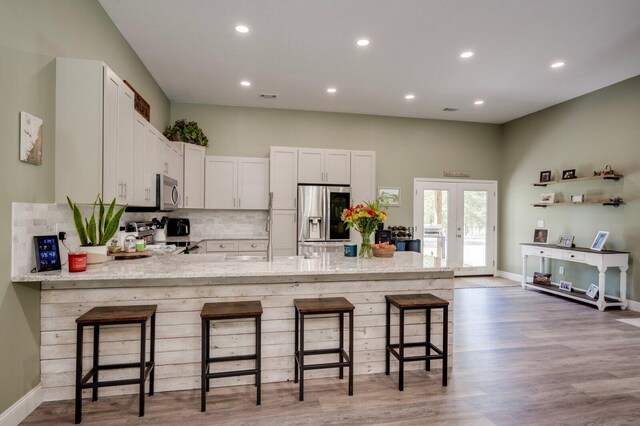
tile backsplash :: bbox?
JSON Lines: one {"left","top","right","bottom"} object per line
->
{"left": 11, "top": 203, "right": 267, "bottom": 277}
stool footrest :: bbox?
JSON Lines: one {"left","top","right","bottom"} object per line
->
{"left": 208, "top": 354, "right": 256, "bottom": 363}
{"left": 302, "top": 348, "right": 344, "bottom": 356}
{"left": 389, "top": 342, "right": 443, "bottom": 354}
{"left": 302, "top": 361, "right": 352, "bottom": 371}
{"left": 205, "top": 368, "right": 258, "bottom": 379}
{"left": 81, "top": 362, "right": 154, "bottom": 385}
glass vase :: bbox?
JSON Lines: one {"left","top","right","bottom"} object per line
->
{"left": 359, "top": 231, "right": 373, "bottom": 259}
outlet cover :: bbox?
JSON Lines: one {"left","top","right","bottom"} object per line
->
{"left": 537, "top": 220, "right": 545, "bottom": 228}
{"left": 54, "top": 223, "right": 66, "bottom": 234}
{"left": 559, "top": 266, "right": 565, "bottom": 275}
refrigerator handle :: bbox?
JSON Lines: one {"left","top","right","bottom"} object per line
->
{"left": 324, "top": 186, "right": 330, "bottom": 241}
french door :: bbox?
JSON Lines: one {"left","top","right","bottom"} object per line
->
{"left": 413, "top": 179, "right": 497, "bottom": 276}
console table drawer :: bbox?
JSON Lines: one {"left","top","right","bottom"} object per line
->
{"left": 524, "top": 246, "right": 553, "bottom": 256}
{"left": 562, "top": 251, "right": 585, "bottom": 262}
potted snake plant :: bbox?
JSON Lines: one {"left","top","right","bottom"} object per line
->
{"left": 67, "top": 195, "right": 126, "bottom": 267}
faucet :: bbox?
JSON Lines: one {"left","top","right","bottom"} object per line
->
{"left": 266, "top": 192, "right": 273, "bottom": 261}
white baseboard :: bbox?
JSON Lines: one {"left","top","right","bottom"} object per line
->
{"left": 0, "top": 385, "right": 42, "bottom": 426}
{"left": 627, "top": 300, "right": 640, "bottom": 312}
{"left": 497, "top": 270, "right": 523, "bottom": 282}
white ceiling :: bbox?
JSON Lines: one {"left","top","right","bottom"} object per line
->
{"left": 99, "top": 0, "right": 640, "bottom": 124}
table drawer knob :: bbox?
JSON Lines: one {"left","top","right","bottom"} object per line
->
{"left": 251, "top": 244, "right": 258, "bottom": 248}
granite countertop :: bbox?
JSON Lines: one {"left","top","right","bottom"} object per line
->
{"left": 12, "top": 252, "right": 451, "bottom": 283}
{"left": 164, "top": 234, "right": 268, "bottom": 243}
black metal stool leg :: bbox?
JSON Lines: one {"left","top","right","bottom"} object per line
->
{"left": 256, "top": 315, "right": 262, "bottom": 405}
{"left": 201, "top": 319, "right": 206, "bottom": 412}
{"left": 150, "top": 312, "right": 155, "bottom": 396}
{"left": 398, "top": 308, "right": 405, "bottom": 391}
{"left": 299, "top": 313, "right": 305, "bottom": 401}
{"left": 139, "top": 320, "right": 146, "bottom": 417}
{"left": 426, "top": 308, "right": 431, "bottom": 371}
{"left": 339, "top": 312, "right": 344, "bottom": 380}
{"left": 92, "top": 325, "right": 99, "bottom": 401}
{"left": 206, "top": 319, "right": 211, "bottom": 393}
{"left": 294, "top": 307, "right": 299, "bottom": 384}
{"left": 348, "top": 310, "right": 354, "bottom": 396}
{"left": 75, "top": 324, "right": 83, "bottom": 424}
{"left": 385, "top": 300, "right": 390, "bottom": 375}
{"left": 442, "top": 307, "right": 448, "bottom": 387}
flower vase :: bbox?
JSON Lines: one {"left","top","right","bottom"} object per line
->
{"left": 359, "top": 232, "right": 373, "bottom": 259}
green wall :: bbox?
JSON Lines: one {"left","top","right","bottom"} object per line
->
{"left": 0, "top": 0, "right": 169, "bottom": 412}
{"left": 171, "top": 103, "right": 502, "bottom": 226}
{"left": 499, "top": 75, "right": 640, "bottom": 300}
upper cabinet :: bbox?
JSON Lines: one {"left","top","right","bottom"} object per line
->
{"left": 205, "top": 156, "right": 269, "bottom": 210}
{"left": 181, "top": 143, "right": 206, "bottom": 209}
{"left": 297, "top": 148, "right": 350, "bottom": 185}
{"left": 131, "top": 113, "right": 157, "bottom": 207}
{"left": 55, "top": 58, "right": 135, "bottom": 205}
{"left": 350, "top": 150, "right": 376, "bottom": 205}
{"left": 270, "top": 146, "right": 298, "bottom": 210}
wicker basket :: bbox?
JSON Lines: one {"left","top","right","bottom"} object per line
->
{"left": 372, "top": 246, "right": 396, "bottom": 258}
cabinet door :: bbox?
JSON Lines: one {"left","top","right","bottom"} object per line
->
{"left": 298, "top": 148, "right": 324, "bottom": 184}
{"left": 325, "top": 149, "right": 351, "bottom": 185}
{"left": 117, "top": 83, "right": 134, "bottom": 204}
{"left": 183, "top": 144, "right": 205, "bottom": 209}
{"left": 270, "top": 146, "right": 298, "bottom": 210}
{"left": 350, "top": 151, "right": 375, "bottom": 205}
{"left": 131, "top": 114, "right": 148, "bottom": 206}
{"left": 143, "top": 126, "right": 157, "bottom": 206}
{"left": 272, "top": 210, "right": 297, "bottom": 256}
{"left": 238, "top": 158, "right": 269, "bottom": 210}
{"left": 205, "top": 156, "right": 237, "bottom": 209}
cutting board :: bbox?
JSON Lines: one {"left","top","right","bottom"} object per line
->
{"left": 111, "top": 251, "right": 153, "bottom": 260}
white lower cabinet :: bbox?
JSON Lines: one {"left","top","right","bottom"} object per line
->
{"left": 205, "top": 156, "right": 269, "bottom": 210}
{"left": 206, "top": 239, "right": 267, "bottom": 258}
{"left": 272, "top": 210, "right": 297, "bottom": 256}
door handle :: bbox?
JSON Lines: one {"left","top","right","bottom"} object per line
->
{"left": 233, "top": 197, "right": 236, "bottom": 208}
{"left": 239, "top": 198, "right": 241, "bottom": 208}
{"left": 118, "top": 182, "right": 122, "bottom": 197}
{"left": 123, "top": 182, "right": 127, "bottom": 198}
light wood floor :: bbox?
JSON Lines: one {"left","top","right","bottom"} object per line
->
{"left": 454, "top": 276, "right": 520, "bottom": 289}
{"left": 23, "top": 287, "right": 640, "bottom": 425}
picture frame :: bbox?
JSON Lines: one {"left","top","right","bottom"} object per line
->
{"left": 557, "top": 235, "right": 574, "bottom": 247}
{"left": 562, "top": 169, "right": 576, "bottom": 180}
{"left": 20, "top": 111, "right": 43, "bottom": 165}
{"left": 586, "top": 284, "right": 599, "bottom": 299}
{"left": 539, "top": 193, "right": 555, "bottom": 204}
{"left": 533, "top": 228, "right": 549, "bottom": 244}
{"left": 539, "top": 170, "right": 552, "bottom": 183}
{"left": 559, "top": 280, "right": 573, "bottom": 292}
{"left": 378, "top": 187, "right": 401, "bottom": 207}
{"left": 570, "top": 194, "right": 585, "bottom": 203}
{"left": 533, "top": 272, "right": 552, "bottom": 285}
{"left": 590, "top": 231, "right": 609, "bottom": 251}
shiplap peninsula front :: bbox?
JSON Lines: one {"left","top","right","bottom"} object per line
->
{"left": 16, "top": 253, "right": 453, "bottom": 402}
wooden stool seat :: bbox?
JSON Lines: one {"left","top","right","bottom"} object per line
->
{"left": 201, "top": 301, "right": 263, "bottom": 319}
{"left": 385, "top": 294, "right": 449, "bottom": 309}
{"left": 294, "top": 297, "right": 355, "bottom": 313}
{"left": 76, "top": 305, "right": 157, "bottom": 324}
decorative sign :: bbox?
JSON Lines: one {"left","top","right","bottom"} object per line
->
{"left": 20, "top": 111, "right": 43, "bottom": 165}
{"left": 559, "top": 280, "right": 573, "bottom": 292}
{"left": 443, "top": 171, "right": 471, "bottom": 177}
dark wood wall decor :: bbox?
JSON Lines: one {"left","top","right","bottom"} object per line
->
{"left": 124, "top": 80, "right": 151, "bottom": 122}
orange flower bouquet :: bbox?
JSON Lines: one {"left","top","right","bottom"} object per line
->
{"left": 341, "top": 199, "right": 387, "bottom": 258}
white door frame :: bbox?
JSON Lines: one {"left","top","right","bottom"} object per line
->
{"left": 413, "top": 178, "right": 498, "bottom": 276}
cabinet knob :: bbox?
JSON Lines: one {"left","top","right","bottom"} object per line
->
{"left": 220, "top": 244, "right": 226, "bottom": 248}
{"left": 251, "top": 244, "right": 258, "bottom": 248}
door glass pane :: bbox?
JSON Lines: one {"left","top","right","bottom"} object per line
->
{"left": 462, "top": 191, "right": 488, "bottom": 268}
{"left": 422, "top": 190, "right": 448, "bottom": 266}
{"left": 328, "top": 191, "right": 350, "bottom": 240}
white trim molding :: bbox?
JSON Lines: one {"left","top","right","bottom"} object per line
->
{"left": 627, "top": 300, "right": 640, "bottom": 313}
{"left": 0, "top": 385, "right": 42, "bottom": 426}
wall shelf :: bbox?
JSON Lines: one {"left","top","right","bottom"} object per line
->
{"left": 532, "top": 174, "right": 623, "bottom": 187}
{"left": 532, "top": 200, "right": 624, "bottom": 208}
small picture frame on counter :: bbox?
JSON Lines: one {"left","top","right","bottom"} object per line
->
{"left": 533, "top": 228, "right": 549, "bottom": 244}
{"left": 559, "top": 280, "right": 573, "bottom": 292}
{"left": 539, "top": 170, "right": 552, "bottom": 183}
{"left": 557, "top": 235, "right": 574, "bottom": 248}
{"left": 586, "top": 284, "right": 599, "bottom": 299}
{"left": 562, "top": 169, "right": 576, "bottom": 180}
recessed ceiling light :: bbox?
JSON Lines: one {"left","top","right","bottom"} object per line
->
{"left": 235, "top": 25, "right": 249, "bottom": 33}
{"left": 551, "top": 61, "right": 565, "bottom": 68}
{"left": 405, "top": 94, "right": 415, "bottom": 100}
{"left": 474, "top": 100, "right": 484, "bottom": 105}
{"left": 356, "top": 39, "right": 370, "bottom": 47}
{"left": 460, "top": 51, "right": 474, "bottom": 58}
{"left": 240, "top": 81, "right": 251, "bottom": 87}
{"left": 327, "top": 87, "right": 337, "bottom": 93}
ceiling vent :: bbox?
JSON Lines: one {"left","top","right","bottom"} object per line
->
{"left": 259, "top": 94, "right": 277, "bottom": 99}
{"left": 442, "top": 107, "right": 458, "bottom": 112}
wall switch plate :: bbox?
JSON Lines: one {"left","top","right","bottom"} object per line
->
{"left": 54, "top": 223, "right": 66, "bottom": 234}
{"left": 559, "top": 266, "right": 565, "bottom": 275}
{"left": 537, "top": 220, "right": 545, "bottom": 228}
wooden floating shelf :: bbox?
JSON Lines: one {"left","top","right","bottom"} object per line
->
{"left": 532, "top": 174, "right": 623, "bottom": 187}
{"left": 532, "top": 201, "right": 624, "bottom": 208}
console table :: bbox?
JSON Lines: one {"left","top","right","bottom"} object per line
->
{"left": 521, "top": 243, "right": 629, "bottom": 311}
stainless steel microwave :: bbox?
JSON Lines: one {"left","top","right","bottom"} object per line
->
{"left": 157, "top": 174, "right": 179, "bottom": 211}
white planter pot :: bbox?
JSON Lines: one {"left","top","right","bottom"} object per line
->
{"left": 78, "top": 245, "right": 109, "bottom": 268}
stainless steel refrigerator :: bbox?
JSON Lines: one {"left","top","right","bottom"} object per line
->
{"left": 297, "top": 185, "right": 351, "bottom": 256}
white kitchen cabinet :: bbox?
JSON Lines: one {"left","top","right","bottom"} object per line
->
{"left": 272, "top": 210, "right": 297, "bottom": 256}
{"left": 270, "top": 146, "right": 298, "bottom": 210}
{"left": 350, "top": 150, "right": 376, "bottom": 205}
{"left": 238, "top": 158, "right": 270, "bottom": 210}
{"left": 205, "top": 156, "right": 237, "bottom": 209}
{"left": 297, "top": 148, "right": 350, "bottom": 185}
{"left": 182, "top": 144, "right": 206, "bottom": 209}
{"left": 131, "top": 113, "right": 157, "bottom": 206}
{"left": 55, "top": 58, "right": 135, "bottom": 205}
{"left": 205, "top": 156, "right": 269, "bottom": 210}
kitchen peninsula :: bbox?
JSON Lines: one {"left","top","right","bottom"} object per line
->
{"left": 13, "top": 252, "right": 453, "bottom": 402}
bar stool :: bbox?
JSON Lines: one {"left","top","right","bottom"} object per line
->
{"left": 293, "top": 297, "right": 354, "bottom": 401}
{"left": 201, "top": 301, "right": 262, "bottom": 411}
{"left": 385, "top": 293, "right": 449, "bottom": 390}
{"left": 74, "top": 305, "right": 157, "bottom": 424}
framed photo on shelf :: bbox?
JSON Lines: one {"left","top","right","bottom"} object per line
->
{"left": 562, "top": 169, "right": 576, "bottom": 180}
{"left": 586, "top": 284, "right": 599, "bottom": 299}
{"left": 559, "top": 281, "right": 573, "bottom": 292}
{"left": 571, "top": 194, "right": 585, "bottom": 203}
{"left": 539, "top": 193, "right": 555, "bottom": 204}
{"left": 533, "top": 228, "right": 549, "bottom": 244}
{"left": 557, "top": 235, "right": 574, "bottom": 247}
{"left": 539, "top": 170, "right": 552, "bottom": 183}
{"left": 591, "top": 231, "right": 609, "bottom": 251}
